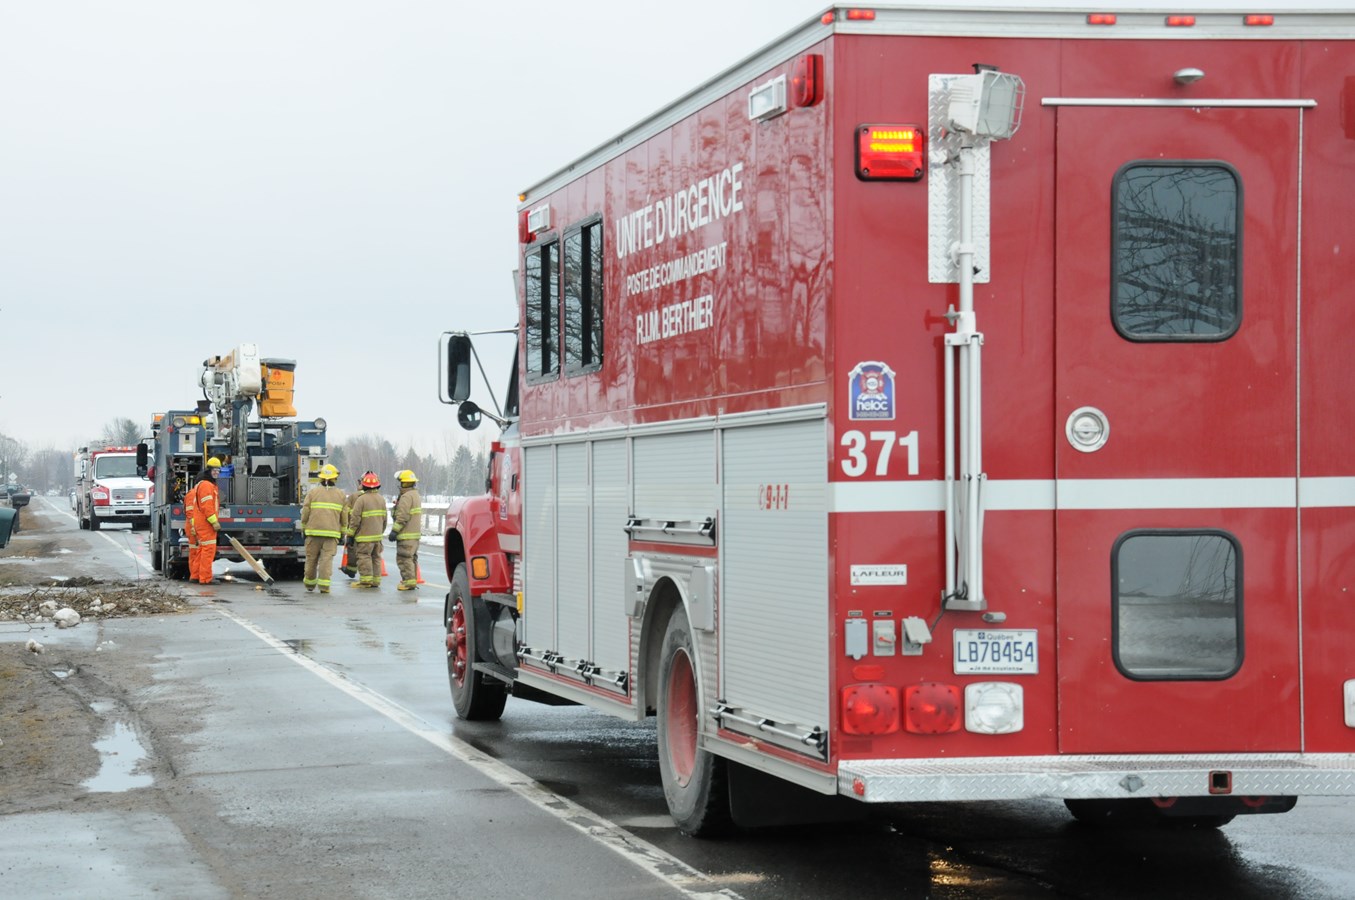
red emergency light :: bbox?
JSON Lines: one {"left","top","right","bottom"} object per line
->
{"left": 841, "top": 683, "right": 900, "bottom": 735}
{"left": 855, "top": 124, "right": 925, "bottom": 181}
{"left": 1086, "top": 13, "right": 1117, "bottom": 25}
{"left": 1165, "top": 15, "right": 1197, "bottom": 27}
{"left": 1244, "top": 14, "right": 1275, "bottom": 26}
{"left": 791, "top": 53, "right": 824, "bottom": 108}
{"left": 903, "top": 682, "right": 962, "bottom": 734}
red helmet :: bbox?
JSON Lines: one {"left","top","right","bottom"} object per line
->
{"left": 360, "top": 471, "right": 381, "bottom": 489}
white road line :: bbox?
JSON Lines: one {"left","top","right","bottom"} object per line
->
{"left": 217, "top": 607, "right": 744, "bottom": 900}
{"left": 39, "top": 498, "right": 155, "bottom": 575}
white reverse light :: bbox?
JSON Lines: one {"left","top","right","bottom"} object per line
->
{"left": 965, "top": 681, "right": 1024, "bottom": 735}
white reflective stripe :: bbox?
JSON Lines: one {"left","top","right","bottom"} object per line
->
{"left": 828, "top": 481, "right": 945, "bottom": 513}
{"left": 1057, "top": 478, "right": 1296, "bottom": 510}
{"left": 826, "top": 477, "right": 1355, "bottom": 513}
{"left": 1299, "top": 477, "right": 1355, "bottom": 508}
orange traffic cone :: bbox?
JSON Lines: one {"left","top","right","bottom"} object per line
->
{"left": 380, "top": 556, "right": 388, "bottom": 576}
{"left": 416, "top": 561, "right": 425, "bottom": 584}
{"left": 340, "top": 547, "right": 357, "bottom": 579}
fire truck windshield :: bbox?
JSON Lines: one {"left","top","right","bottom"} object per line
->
{"left": 94, "top": 456, "right": 140, "bottom": 479}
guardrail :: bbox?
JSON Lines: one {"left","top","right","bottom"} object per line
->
{"left": 421, "top": 505, "right": 448, "bottom": 536}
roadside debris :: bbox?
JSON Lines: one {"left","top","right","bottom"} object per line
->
{"left": 0, "top": 584, "right": 189, "bottom": 623}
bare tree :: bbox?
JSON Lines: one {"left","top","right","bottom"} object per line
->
{"left": 336, "top": 434, "right": 399, "bottom": 495}
{"left": 101, "top": 417, "right": 145, "bottom": 446}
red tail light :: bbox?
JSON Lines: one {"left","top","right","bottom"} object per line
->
{"left": 841, "top": 683, "right": 900, "bottom": 735}
{"left": 791, "top": 53, "right": 824, "bottom": 108}
{"left": 855, "top": 124, "right": 925, "bottom": 181}
{"left": 904, "top": 682, "right": 962, "bottom": 734}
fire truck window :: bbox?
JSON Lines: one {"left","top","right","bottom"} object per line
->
{"left": 1112, "top": 531, "right": 1242, "bottom": 680}
{"left": 563, "top": 219, "right": 604, "bottom": 375}
{"left": 525, "top": 240, "right": 560, "bottom": 383}
{"left": 1111, "top": 163, "right": 1241, "bottom": 341}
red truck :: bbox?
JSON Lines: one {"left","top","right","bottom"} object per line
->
{"left": 440, "top": 4, "right": 1355, "bottom": 834}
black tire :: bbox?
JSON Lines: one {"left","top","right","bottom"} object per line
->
{"left": 89, "top": 513, "right": 100, "bottom": 531}
{"left": 446, "top": 563, "right": 508, "bottom": 721}
{"left": 160, "top": 531, "right": 187, "bottom": 580}
{"left": 79, "top": 510, "right": 89, "bottom": 530}
{"left": 656, "top": 607, "right": 732, "bottom": 837}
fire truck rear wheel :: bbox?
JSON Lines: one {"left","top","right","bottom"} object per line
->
{"left": 656, "top": 607, "right": 732, "bottom": 837}
{"left": 447, "top": 562, "right": 507, "bottom": 721}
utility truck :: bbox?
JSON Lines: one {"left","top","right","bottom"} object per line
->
{"left": 146, "top": 344, "right": 330, "bottom": 580}
{"left": 438, "top": 4, "right": 1355, "bottom": 834}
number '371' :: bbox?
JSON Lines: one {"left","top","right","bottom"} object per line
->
{"left": 840, "top": 430, "right": 919, "bottom": 477}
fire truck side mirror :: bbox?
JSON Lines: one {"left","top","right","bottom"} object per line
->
{"left": 457, "top": 401, "right": 483, "bottom": 432}
{"left": 447, "top": 334, "right": 474, "bottom": 403}
{"left": 136, "top": 442, "right": 149, "bottom": 476}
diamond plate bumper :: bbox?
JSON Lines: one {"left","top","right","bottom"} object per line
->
{"left": 838, "top": 754, "right": 1355, "bottom": 803}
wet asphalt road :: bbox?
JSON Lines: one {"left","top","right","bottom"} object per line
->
{"left": 4, "top": 496, "right": 1355, "bottom": 899}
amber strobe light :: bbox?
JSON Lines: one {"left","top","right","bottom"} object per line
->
{"left": 856, "top": 124, "right": 925, "bottom": 181}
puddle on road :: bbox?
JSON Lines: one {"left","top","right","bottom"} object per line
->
{"left": 282, "top": 638, "right": 314, "bottom": 654}
{"left": 82, "top": 700, "right": 154, "bottom": 793}
{"left": 342, "top": 619, "right": 420, "bottom": 661}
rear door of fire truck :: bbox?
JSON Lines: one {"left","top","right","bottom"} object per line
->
{"left": 1054, "top": 103, "right": 1302, "bottom": 753}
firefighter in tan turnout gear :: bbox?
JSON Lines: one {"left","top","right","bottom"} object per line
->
{"left": 345, "top": 471, "right": 388, "bottom": 589}
{"left": 387, "top": 469, "right": 421, "bottom": 591}
{"left": 301, "top": 463, "right": 348, "bottom": 593}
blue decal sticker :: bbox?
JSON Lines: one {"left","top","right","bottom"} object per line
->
{"left": 848, "top": 361, "right": 895, "bottom": 421}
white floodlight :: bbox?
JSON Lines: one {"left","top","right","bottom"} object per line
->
{"left": 946, "top": 70, "right": 1025, "bottom": 141}
{"left": 747, "top": 75, "right": 788, "bottom": 122}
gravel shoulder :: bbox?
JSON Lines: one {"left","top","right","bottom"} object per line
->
{"left": 0, "top": 504, "right": 196, "bottom": 812}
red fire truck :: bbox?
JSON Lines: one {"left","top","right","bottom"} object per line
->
{"left": 439, "top": 5, "right": 1355, "bottom": 834}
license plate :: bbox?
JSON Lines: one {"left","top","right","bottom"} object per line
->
{"left": 953, "top": 629, "right": 1038, "bottom": 675}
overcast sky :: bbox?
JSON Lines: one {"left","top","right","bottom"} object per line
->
{"left": 0, "top": 0, "right": 827, "bottom": 456}
{"left": 1, "top": 1, "right": 1341, "bottom": 458}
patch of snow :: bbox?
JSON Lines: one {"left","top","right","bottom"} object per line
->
{"left": 53, "top": 607, "right": 82, "bottom": 628}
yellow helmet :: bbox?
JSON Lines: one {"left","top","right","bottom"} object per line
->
{"left": 397, "top": 469, "right": 418, "bottom": 484}
{"left": 319, "top": 463, "right": 340, "bottom": 481}
{"left": 206, "top": 456, "right": 223, "bottom": 467}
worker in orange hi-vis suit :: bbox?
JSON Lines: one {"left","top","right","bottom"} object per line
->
{"left": 186, "top": 457, "right": 223, "bottom": 585}
{"left": 184, "top": 474, "right": 202, "bottom": 582}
